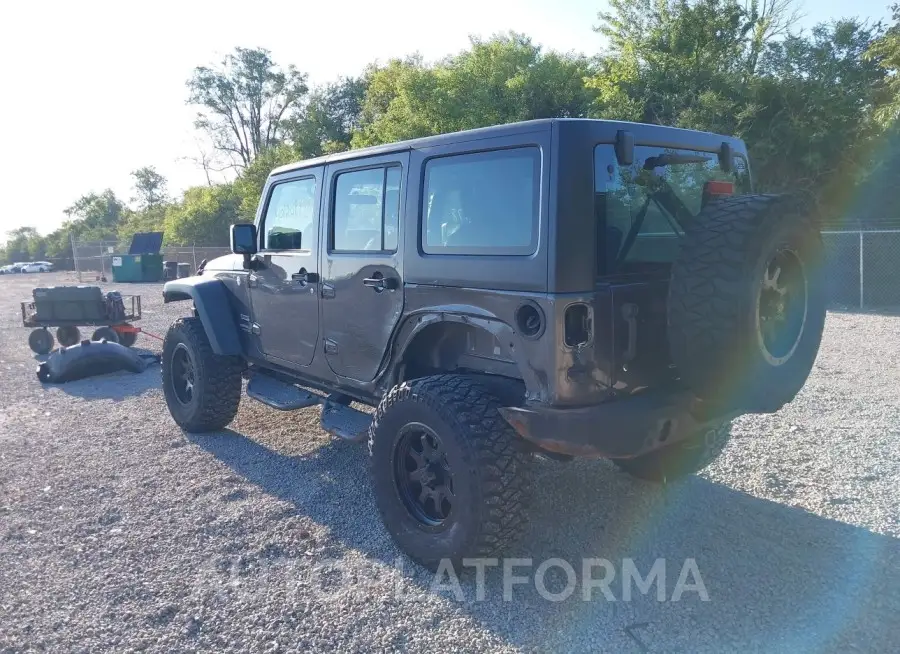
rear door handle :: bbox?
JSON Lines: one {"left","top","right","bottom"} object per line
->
{"left": 363, "top": 277, "right": 386, "bottom": 290}
{"left": 363, "top": 277, "right": 396, "bottom": 291}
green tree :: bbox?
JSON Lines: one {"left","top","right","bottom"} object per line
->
{"left": 867, "top": 3, "right": 900, "bottom": 125}
{"left": 588, "top": 0, "right": 758, "bottom": 130}
{"left": 289, "top": 76, "right": 368, "bottom": 157}
{"left": 164, "top": 184, "right": 241, "bottom": 245}
{"left": 63, "top": 190, "right": 125, "bottom": 241}
{"left": 747, "top": 19, "right": 886, "bottom": 210}
{"left": 232, "top": 143, "right": 301, "bottom": 220}
{"left": 3, "top": 226, "right": 42, "bottom": 263}
{"left": 130, "top": 166, "right": 169, "bottom": 209}
{"left": 353, "top": 33, "right": 595, "bottom": 147}
{"left": 188, "top": 47, "right": 309, "bottom": 168}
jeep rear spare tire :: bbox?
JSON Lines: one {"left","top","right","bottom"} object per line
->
{"left": 162, "top": 317, "right": 243, "bottom": 432}
{"left": 668, "top": 195, "right": 825, "bottom": 412}
{"left": 368, "top": 375, "right": 532, "bottom": 571}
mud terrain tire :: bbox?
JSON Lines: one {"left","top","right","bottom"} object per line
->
{"left": 162, "top": 317, "right": 243, "bottom": 432}
{"left": 668, "top": 195, "right": 825, "bottom": 412}
{"left": 369, "top": 375, "right": 532, "bottom": 571}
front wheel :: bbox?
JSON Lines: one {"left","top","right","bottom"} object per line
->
{"left": 613, "top": 421, "right": 731, "bottom": 483}
{"left": 369, "top": 375, "right": 532, "bottom": 571}
{"left": 28, "top": 328, "right": 53, "bottom": 355}
{"left": 162, "top": 317, "right": 243, "bottom": 432}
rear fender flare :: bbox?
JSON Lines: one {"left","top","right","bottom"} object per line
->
{"left": 163, "top": 277, "right": 242, "bottom": 355}
{"left": 389, "top": 309, "right": 543, "bottom": 395}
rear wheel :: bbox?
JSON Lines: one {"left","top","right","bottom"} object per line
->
{"left": 56, "top": 325, "right": 81, "bottom": 348}
{"left": 116, "top": 325, "right": 138, "bottom": 347}
{"left": 162, "top": 317, "right": 243, "bottom": 432}
{"left": 369, "top": 375, "right": 532, "bottom": 570}
{"left": 28, "top": 328, "right": 53, "bottom": 355}
{"left": 91, "top": 326, "right": 119, "bottom": 343}
{"left": 613, "top": 421, "right": 731, "bottom": 483}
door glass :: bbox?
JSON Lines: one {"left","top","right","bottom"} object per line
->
{"left": 334, "top": 168, "right": 385, "bottom": 251}
{"left": 263, "top": 177, "right": 317, "bottom": 250}
{"left": 383, "top": 167, "right": 401, "bottom": 251}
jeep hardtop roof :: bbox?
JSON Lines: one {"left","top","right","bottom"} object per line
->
{"left": 270, "top": 118, "right": 747, "bottom": 177}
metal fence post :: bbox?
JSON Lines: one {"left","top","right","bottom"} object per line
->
{"left": 192, "top": 244, "right": 197, "bottom": 272}
{"left": 859, "top": 230, "right": 865, "bottom": 309}
{"left": 70, "top": 234, "right": 79, "bottom": 281}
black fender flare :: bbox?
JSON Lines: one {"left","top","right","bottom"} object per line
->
{"left": 163, "top": 276, "right": 242, "bottom": 355}
{"left": 388, "top": 308, "right": 546, "bottom": 398}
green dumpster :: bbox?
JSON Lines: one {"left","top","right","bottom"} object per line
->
{"left": 111, "top": 232, "right": 164, "bottom": 283}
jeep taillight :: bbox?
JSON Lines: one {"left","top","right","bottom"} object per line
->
{"left": 704, "top": 180, "right": 734, "bottom": 196}
{"left": 564, "top": 303, "right": 591, "bottom": 347}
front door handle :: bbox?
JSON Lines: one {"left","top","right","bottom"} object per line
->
{"left": 291, "top": 270, "right": 319, "bottom": 283}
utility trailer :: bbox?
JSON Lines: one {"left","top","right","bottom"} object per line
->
{"left": 21, "top": 286, "right": 143, "bottom": 354}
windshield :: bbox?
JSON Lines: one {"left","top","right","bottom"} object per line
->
{"left": 595, "top": 144, "right": 750, "bottom": 275}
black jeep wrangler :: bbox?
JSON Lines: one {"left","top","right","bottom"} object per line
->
{"left": 161, "top": 119, "right": 825, "bottom": 570}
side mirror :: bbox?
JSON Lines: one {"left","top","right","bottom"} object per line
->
{"left": 230, "top": 223, "right": 258, "bottom": 269}
{"left": 615, "top": 130, "right": 634, "bottom": 166}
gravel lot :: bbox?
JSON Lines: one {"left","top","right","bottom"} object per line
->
{"left": 1, "top": 271, "right": 898, "bottom": 653}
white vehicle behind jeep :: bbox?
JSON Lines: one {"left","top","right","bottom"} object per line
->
{"left": 21, "top": 262, "right": 51, "bottom": 273}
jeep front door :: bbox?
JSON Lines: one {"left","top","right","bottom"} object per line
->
{"left": 321, "top": 154, "right": 407, "bottom": 381}
{"left": 248, "top": 168, "right": 323, "bottom": 368}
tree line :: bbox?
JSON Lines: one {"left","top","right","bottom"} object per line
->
{"left": 4, "top": 0, "right": 900, "bottom": 266}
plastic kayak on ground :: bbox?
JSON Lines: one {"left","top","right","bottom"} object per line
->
{"left": 37, "top": 339, "right": 159, "bottom": 384}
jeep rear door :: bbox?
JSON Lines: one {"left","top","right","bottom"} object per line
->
{"left": 247, "top": 166, "right": 323, "bottom": 367}
{"left": 320, "top": 152, "right": 408, "bottom": 382}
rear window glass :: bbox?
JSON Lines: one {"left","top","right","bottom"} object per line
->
{"left": 422, "top": 147, "right": 540, "bottom": 255}
{"left": 595, "top": 145, "right": 750, "bottom": 273}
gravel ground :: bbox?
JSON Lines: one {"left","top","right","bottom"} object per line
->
{"left": 1, "top": 271, "right": 898, "bottom": 653}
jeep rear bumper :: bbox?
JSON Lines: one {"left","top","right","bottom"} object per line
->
{"left": 498, "top": 389, "right": 738, "bottom": 459}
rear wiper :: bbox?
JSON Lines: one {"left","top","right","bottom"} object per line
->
{"left": 643, "top": 154, "right": 712, "bottom": 170}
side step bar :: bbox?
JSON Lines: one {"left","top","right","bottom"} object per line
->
{"left": 246, "top": 373, "right": 371, "bottom": 442}
{"left": 247, "top": 373, "right": 320, "bottom": 410}
{"left": 321, "top": 396, "right": 371, "bottom": 443}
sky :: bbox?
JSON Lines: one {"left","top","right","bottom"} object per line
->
{"left": 0, "top": 0, "right": 892, "bottom": 237}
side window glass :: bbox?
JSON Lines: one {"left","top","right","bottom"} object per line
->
{"left": 333, "top": 166, "right": 401, "bottom": 252}
{"left": 384, "top": 167, "right": 401, "bottom": 251}
{"left": 263, "top": 178, "right": 317, "bottom": 250}
{"left": 422, "top": 147, "right": 539, "bottom": 255}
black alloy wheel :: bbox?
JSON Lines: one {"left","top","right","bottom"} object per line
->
{"left": 393, "top": 423, "right": 455, "bottom": 526}
{"left": 170, "top": 342, "right": 196, "bottom": 406}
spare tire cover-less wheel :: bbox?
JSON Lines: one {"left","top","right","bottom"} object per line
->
{"left": 668, "top": 195, "right": 826, "bottom": 413}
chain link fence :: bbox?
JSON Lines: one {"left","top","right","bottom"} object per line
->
{"left": 67, "top": 232, "right": 900, "bottom": 309}
{"left": 71, "top": 239, "right": 230, "bottom": 282}
{"left": 822, "top": 230, "right": 900, "bottom": 309}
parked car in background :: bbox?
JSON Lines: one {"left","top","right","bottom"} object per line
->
{"left": 21, "top": 262, "right": 52, "bottom": 273}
